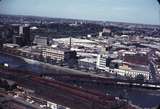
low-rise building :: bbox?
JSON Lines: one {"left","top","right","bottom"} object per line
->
{"left": 42, "top": 48, "right": 64, "bottom": 61}
{"left": 96, "top": 54, "right": 150, "bottom": 80}
{"left": 79, "top": 58, "right": 97, "bottom": 70}
{"left": 33, "top": 35, "right": 48, "bottom": 46}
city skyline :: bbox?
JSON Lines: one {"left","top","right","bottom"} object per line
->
{"left": 1, "top": 1, "right": 160, "bottom": 109}
{"left": 0, "top": 0, "right": 159, "bottom": 25}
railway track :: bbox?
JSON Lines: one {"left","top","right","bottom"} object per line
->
{"left": 0, "top": 68, "right": 134, "bottom": 109}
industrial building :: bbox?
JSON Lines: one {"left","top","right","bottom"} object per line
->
{"left": 96, "top": 54, "right": 150, "bottom": 80}
{"left": 42, "top": 48, "right": 64, "bottom": 61}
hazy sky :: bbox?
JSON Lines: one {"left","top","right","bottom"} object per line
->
{"left": 0, "top": 0, "right": 159, "bottom": 25}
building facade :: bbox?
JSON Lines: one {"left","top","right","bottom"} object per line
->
{"left": 42, "top": 48, "right": 64, "bottom": 61}
{"left": 96, "top": 54, "right": 150, "bottom": 80}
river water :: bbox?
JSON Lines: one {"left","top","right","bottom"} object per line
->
{"left": 0, "top": 53, "right": 160, "bottom": 108}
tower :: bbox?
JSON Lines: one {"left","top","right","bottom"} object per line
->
{"left": 23, "top": 26, "right": 31, "bottom": 45}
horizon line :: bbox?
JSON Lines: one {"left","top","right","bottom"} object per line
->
{"left": 0, "top": 13, "right": 159, "bottom": 26}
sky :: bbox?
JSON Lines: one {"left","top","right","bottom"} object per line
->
{"left": 0, "top": 0, "right": 159, "bottom": 25}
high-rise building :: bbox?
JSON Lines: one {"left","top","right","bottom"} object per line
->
{"left": 19, "top": 26, "right": 23, "bottom": 35}
{"left": 23, "top": 26, "right": 31, "bottom": 46}
{"left": 11, "top": 25, "right": 31, "bottom": 46}
{"left": 12, "top": 24, "right": 19, "bottom": 35}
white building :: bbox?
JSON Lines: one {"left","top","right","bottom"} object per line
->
{"left": 96, "top": 54, "right": 150, "bottom": 80}
{"left": 47, "top": 101, "right": 70, "bottom": 109}
{"left": 47, "top": 101, "right": 57, "bottom": 109}
{"left": 3, "top": 43, "right": 20, "bottom": 48}
{"left": 114, "top": 67, "right": 150, "bottom": 80}
{"left": 42, "top": 48, "right": 64, "bottom": 61}
{"left": 52, "top": 37, "right": 98, "bottom": 48}
{"left": 79, "top": 58, "right": 97, "bottom": 70}
{"left": 96, "top": 54, "right": 108, "bottom": 71}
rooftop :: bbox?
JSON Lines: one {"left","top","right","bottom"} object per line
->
{"left": 53, "top": 38, "right": 97, "bottom": 44}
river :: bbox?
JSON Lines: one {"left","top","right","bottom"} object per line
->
{"left": 0, "top": 53, "right": 160, "bottom": 108}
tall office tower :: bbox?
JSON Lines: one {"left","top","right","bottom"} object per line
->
{"left": 19, "top": 26, "right": 23, "bottom": 36}
{"left": 23, "top": 26, "right": 31, "bottom": 46}
{"left": 11, "top": 25, "right": 31, "bottom": 46}
{"left": 11, "top": 24, "right": 20, "bottom": 44}
{"left": 12, "top": 25, "right": 19, "bottom": 35}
